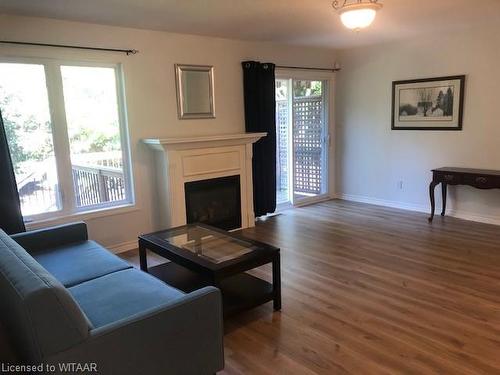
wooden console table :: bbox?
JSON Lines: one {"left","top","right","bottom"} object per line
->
{"left": 429, "top": 167, "right": 500, "bottom": 222}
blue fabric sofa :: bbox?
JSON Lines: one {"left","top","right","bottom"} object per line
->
{"left": 0, "top": 222, "right": 224, "bottom": 374}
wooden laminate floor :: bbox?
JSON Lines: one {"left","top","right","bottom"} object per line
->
{"left": 122, "top": 199, "right": 500, "bottom": 374}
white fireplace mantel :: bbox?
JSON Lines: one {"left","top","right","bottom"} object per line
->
{"left": 143, "top": 132, "right": 267, "bottom": 229}
{"left": 143, "top": 132, "right": 267, "bottom": 151}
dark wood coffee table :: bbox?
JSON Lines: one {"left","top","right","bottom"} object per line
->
{"left": 138, "top": 223, "right": 281, "bottom": 317}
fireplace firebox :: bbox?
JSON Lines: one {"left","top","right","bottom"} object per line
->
{"left": 184, "top": 175, "right": 241, "bottom": 230}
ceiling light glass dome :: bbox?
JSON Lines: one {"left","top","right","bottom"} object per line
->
{"left": 333, "top": 1, "right": 383, "bottom": 30}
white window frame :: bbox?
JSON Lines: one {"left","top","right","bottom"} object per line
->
{"left": 0, "top": 57, "right": 135, "bottom": 223}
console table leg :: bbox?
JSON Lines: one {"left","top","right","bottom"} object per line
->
{"left": 139, "top": 242, "right": 148, "bottom": 272}
{"left": 441, "top": 183, "right": 447, "bottom": 216}
{"left": 428, "top": 181, "right": 438, "bottom": 222}
{"left": 272, "top": 253, "right": 281, "bottom": 311}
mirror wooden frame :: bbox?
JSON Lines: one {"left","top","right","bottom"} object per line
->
{"left": 175, "top": 64, "right": 215, "bottom": 119}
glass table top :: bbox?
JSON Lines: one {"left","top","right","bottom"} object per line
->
{"left": 149, "top": 225, "right": 258, "bottom": 264}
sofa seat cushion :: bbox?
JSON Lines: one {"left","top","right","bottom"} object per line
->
{"left": 33, "top": 241, "right": 132, "bottom": 287}
{"left": 68, "top": 268, "right": 185, "bottom": 328}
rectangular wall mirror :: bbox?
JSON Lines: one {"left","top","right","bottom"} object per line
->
{"left": 175, "top": 64, "right": 215, "bottom": 119}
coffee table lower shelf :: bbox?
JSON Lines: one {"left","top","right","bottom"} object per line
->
{"left": 149, "top": 262, "right": 274, "bottom": 317}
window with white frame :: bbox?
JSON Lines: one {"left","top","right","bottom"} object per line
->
{"left": 0, "top": 59, "right": 133, "bottom": 222}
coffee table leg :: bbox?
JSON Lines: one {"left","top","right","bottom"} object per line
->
{"left": 139, "top": 241, "right": 148, "bottom": 272}
{"left": 272, "top": 253, "right": 281, "bottom": 311}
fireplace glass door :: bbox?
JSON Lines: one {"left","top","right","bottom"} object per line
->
{"left": 184, "top": 175, "right": 241, "bottom": 230}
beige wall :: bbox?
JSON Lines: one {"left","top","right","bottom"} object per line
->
{"left": 0, "top": 14, "right": 337, "bottom": 249}
{"left": 336, "top": 24, "right": 500, "bottom": 224}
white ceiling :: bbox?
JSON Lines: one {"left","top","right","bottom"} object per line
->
{"left": 1, "top": 0, "right": 500, "bottom": 49}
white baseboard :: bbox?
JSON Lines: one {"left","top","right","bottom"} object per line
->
{"left": 447, "top": 210, "right": 500, "bottom": 226}
{"left": 108, "top": 239, "right": 137, "bottom": 254}
{"left": 337, "top": 193, "right": 500, "bottom": 226}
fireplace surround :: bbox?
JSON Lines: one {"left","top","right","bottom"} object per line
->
{"left": 143, "top": 133, "right": 266, "bottom": 230}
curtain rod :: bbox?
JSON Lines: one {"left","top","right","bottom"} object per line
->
{"left": 0, "top": 40, "right": 139, "bottom": 55}
{"left": 276, "top": 65, "right": 341, "bottom": 72}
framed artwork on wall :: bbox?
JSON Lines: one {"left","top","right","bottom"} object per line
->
{"left": 392, "top": 75, "right": 465, "bottom": 130}
{"left": 175, "top": 64, "right": 215, "bottom": 120}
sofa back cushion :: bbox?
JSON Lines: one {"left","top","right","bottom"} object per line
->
{"left": 0, "top": 230, "right": 90, "bottom": 362}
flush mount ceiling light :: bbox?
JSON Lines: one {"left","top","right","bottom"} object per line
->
{"left": 333, "top": 0, "right": 383, "bottom": 31}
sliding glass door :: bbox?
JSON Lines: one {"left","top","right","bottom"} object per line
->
{"left": 276, "top": 77, "right": 329, "bottom": 206}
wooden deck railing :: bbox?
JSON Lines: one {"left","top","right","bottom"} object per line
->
{"left": 16, "top": 152, "right": 126, "bottom": 214}
{"left": 72, "top": 164, "right": 125, "bottom": 207}
{"left": 17, "top": 170, "right": 57, "bottom": 215}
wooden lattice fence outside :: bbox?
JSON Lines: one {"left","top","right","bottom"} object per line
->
{"left": 292, "top": 96, "right": 324, "bottom": 195}
{"left": 276, "top": 100, "right": 289, "bottom": 196}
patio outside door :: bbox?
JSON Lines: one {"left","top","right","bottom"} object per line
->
{"left": 275, "top": 77, "right": 330, "bottom": 207}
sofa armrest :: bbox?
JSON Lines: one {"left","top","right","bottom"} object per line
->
{"left": 46, "top": 286, "right": 224, "bottom": 375}
{"left": 11, "top": 222, "right": 88, "bottom": 253}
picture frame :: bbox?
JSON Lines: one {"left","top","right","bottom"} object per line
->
{"left": 391, "top": 75, "right": 465, "bottom": 130}
{"left": 175, "top": 64, "right": 215, "bottom": 120}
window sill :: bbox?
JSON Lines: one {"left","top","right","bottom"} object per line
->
{"left": 25, "top": 203, "right": 139, "bottom": 230}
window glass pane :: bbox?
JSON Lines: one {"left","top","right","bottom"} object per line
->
{"left": 61, "top": 66, "right": 127, "bottom": 208}
{"left": 275, "top": 79, "right": 290, "bottom": 205}
{"left": 292, "top": 80, "right": 327, "bottom": 201}
{"left": 293, "top": 80, "right": 323, "bottom": 98}
{"left": 0, "top": 63, "right": 61, "bottom": 216}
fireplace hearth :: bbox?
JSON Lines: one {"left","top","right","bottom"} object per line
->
{"left": 185, "top": 175, "right": 241, "bottom": 230}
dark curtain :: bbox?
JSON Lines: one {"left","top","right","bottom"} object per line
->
{"left": 242, "top": 61, "right": 277, "bottom": 217}
{"left": 0, "top": 108, "right": 25, "bottom": 234}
